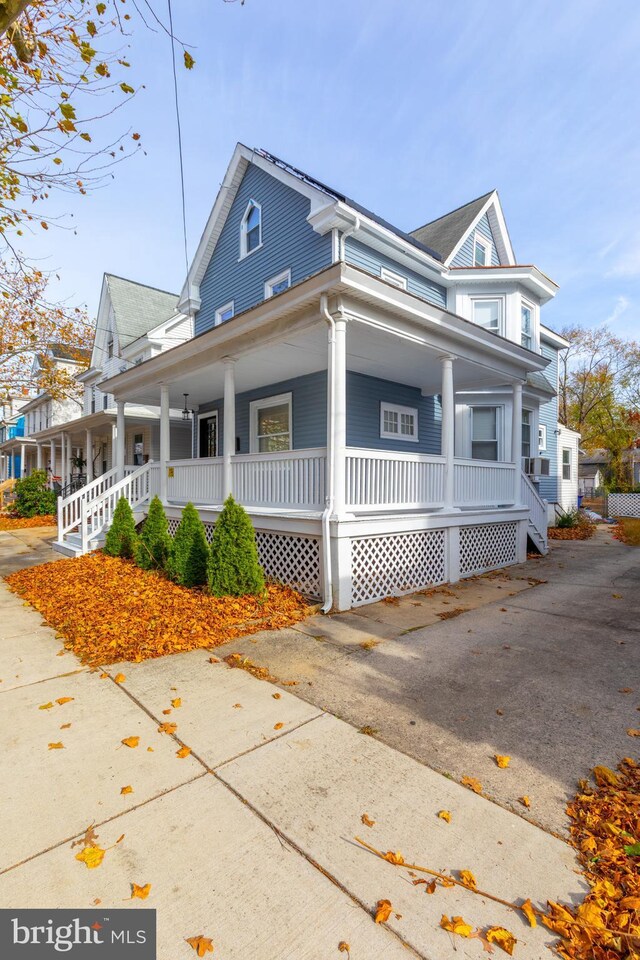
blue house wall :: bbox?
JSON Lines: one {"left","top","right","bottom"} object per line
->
{"left": 344, "top": 237, "right": 447, "bottom": 309}
{"left": 451, "top": 212, "right": 501, "bottom": 267}
{"left": 195, "top": 370, "right": 442, "bottom": 457}
{"left": 195, "top": 164, "right": 333, "bottom": 336}
{"left": 538, "top": 341, "right": 559, "bottom": 502}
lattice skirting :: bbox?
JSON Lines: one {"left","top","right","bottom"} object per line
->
{"left": 351, "top": 529, "right": 447, "bottom": 606}
{"left": 166, "top": 518, "right": 322, "bottom": 599}
{"left": 608, "top": 493, "right": 640, "bottom": 518}
{"left": 459, "top": 521, "right": 518, "bottom": 577}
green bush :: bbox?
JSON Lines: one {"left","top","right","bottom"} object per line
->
{"left": 167, "top": 502, "right": 209, "bottom": 587}
{"left": 104, "top": 497, "right": 138, "bottom": 559}
{"left": 556, "top": 508, "right": 579, "bottom": 529}
{"left": 11, "top": 469, "right": 57, "bottom": 517}
{"left": 135, "top": 495, "right": 172, "bottom": 571}
{"left": 208, "top": 495, "right": 265, "bottom": 597}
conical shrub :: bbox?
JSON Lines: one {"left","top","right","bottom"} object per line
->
{"left": 135, "top": 495, "right": 172, "bottom": 571}
{"left": 103, "top": 497, "right": 138, "bottom": 559}
{"left": 167, "top": 502, "right": 209, "bottom": 588}
{"left": 208, "top": 495, "right": 265, "bottom": 597}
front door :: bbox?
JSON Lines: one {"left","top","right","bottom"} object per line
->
{"left": 199, "top": 413, "right": 218, "bottom": 458}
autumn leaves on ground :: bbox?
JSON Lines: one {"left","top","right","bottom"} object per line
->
{"left": 5, "top": 553, "right": 309, "bottom": 665}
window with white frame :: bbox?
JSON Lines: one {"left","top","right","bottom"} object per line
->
{"left": 380, "top": 402, "right": 418, "bottom": 442}
{"left": 471, "top": 406, "right": 500, "bottom": 461}
{"left": 472, "top": 298, "right": 502, "bottom": 335}
{"left": 380, "top": 267, "right": 407, "bottom": 290}
{"left": 240, "top": 200, "right": 262, "bottom": 258}
{"left": 250, "top": 393, "right": 292, "bottom": 453}
{"left": 107, "top": 337, "right": 114, "bottom": 359}
{"left": 215, "top": 301, "right": 234, "bottom": 325}
{"left": 562, "top": 448, "right": 571, "bottom": 480}
{"left": 264, "top": 269, "right": 291, "bottom": 298}
{"left": 521, "top": 302, "right": 533, "bottom": 349}
{"left": 538, "top": 424, "right": 547, "bottom": 451}
{"left": 522, "top": 409, "right": 532, "bottom": 459}
{"left": 473, "top": 234, "right": 491, "bottom": 267}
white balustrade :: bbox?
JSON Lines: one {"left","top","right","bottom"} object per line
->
{"left": 166, "top": 458, "right": 223, "bottom": 503}
{"left": 232, "top": 448, "right": 326, "bottom": 509}
{"left": 454, "top": 459, "right": 516, "bottom": 507}
{"left": 521, "top": 471, "right": 548, "bottom": 548}
{"left": 80, "top": 462, "right": 152, "bottom": 552}
{"left": 57, "top": 467, "right": 119, "bottom": 538}
{"left": 345, "top": 448, "right": 445, "bottom": 511}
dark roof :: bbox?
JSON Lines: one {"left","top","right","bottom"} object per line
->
{"left": 255, "top": 147, "right": 444, "bottom": 262}
{"left": 409, "top": 191, "right": 494, "bottom": 263}
{"left": 105, "top": 275, "right": 179, "bottom": 347}
{"left": 579, "top": 463, "right": 602, "bottom": 478}
{"left": 526, "top": 371, "right": 556, "bottom": 396}
{"left": 48, "top": 343, "right": 91, "bottom": 362}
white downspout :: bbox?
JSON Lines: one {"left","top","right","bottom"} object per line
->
{"left": 339, "top": 216, "right": 361, "bottom": 262}
{"left": 321, "top": 293, "right": 336, "bottom": 613}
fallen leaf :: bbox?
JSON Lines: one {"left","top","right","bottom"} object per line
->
{"left": 157, "top": 722, "right": 177, "bottom": 735}
{"left": 461, "top": 776, "right": 482, "bottom": 794}
{"left": 232, "top": 703, "right": 242, "bottom": 709}
{"left": 626, "top": 729, "right": 640, "bottom": 737}
{"left": 437, "top": 810, "right": 451, "bottom": 823}
{"left": 186, "top": 935, "right": 214, "bottom": 957}
{"left": 361, "top": 813, "right": 375, "bottom": 827}
{"left": 359, "top": 725, "right": 378, "bottom": 736}
{"left": 273, "top": 722, "right": 284, "bottom": 730}
{"left": 338, "top": 942, "right": 350, "bottom": 955}
{"left": 374, "top": 900, "right": 393, "bottom": 924}
{"left": 593, "top": 765, "right": 618, "bottom": 787}
{"left": 518, "top": 795, "right": 531, "bottom": 808}
{"left": 147, "top": 747, "right": 154, "bottom": 752}
{"left": 494, "top": 754, "right": 511, "bottom": 768}
{"left": 382, "top": 851, "right": 405, "bottom": 865}
{"left": 48, "top": 742, "right": 64, "bottom": 749}
{"left": 121, "top": 736, "right": 139, "bottom": 748}
{"left": 619, "top": 687, "right": 633, "bottom": 694}
{"left": 114, "top": 673, "right": 126, "bottom": 684}
{"left": 120, "top": 785, "right": 133, "bottom": 795}
{"left": 440, "top": 915, "right": 474, "bottom": 938}
{"left": 39, "top": 702, "right": 54, "bottom": 710}
{"left": 162, "top": 709, "right": 172, "bottom": 715}
{"left": 55, "top": 697, "right": 74, "bottom": 705}
{"left": 60, "top": 723, "right": 71, "bottom": 729}
{"left": 171, "top": 698, "right": 182, "bottom": 708}
{"left": 75, "top": 846, "right": 105, "bottom": 869}
{"left": 521, "top": 899, "right": 537, "bottom": 927}
{"left": 496, "top": 708, "right": 504, "bottom": 716}
{"left": 485, "top": 926, "right": 517, "bottom": 955}
{"left": 272, "top": 693, "right": 281, "bottom": 699}
{"left": 459, "top": 869, "right": 477, "bottom": 890}
{"left": 131, "top": 883, "right": 151, "bottom": 900}
{"left": 176, "top": 746, "right": 191, "bottom": 758}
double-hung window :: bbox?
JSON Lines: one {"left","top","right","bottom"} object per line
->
{"left": 471, "top": 406, "right": 499, "bottom": 461}
{"left": 264, "top": 269, "right": 291, "bottom": 298}
{"left": 472, "top": 298, "right": 502, "bottom": 335}
{"left": 240, "top": 200, "right": 262, "bottom": 258}
{"left": 380, "top": 402, "right": 418, "bottom": 442}
{"left": 538, "top": 424, "right": 547, "bottom": 451}
{"left": 522, "top": 410, "right": 531, "bottom": 459}
{"left": 215, "top": 301, "right": 234, "bottom": 326}
{"left": 250, "top": 393, "right": 292, "bottom": 453}
{"left": 473, "top": 234, "right": 490, "bottom": 266}
{"left": 562, "top": 448, "right": 571, "bottom": 480}
{"left": 521, "top": 303, "right": 533, "bottom": 349}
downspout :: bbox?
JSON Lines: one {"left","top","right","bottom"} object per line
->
{"left": 320, "top": 293, "right": 335, "bottom": 613}
{"left": 339, "top": 215, "right": 361, "bottom": 262}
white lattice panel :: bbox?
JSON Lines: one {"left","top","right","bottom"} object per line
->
{"left": 254, "top": 531, "right": 322, "bottom": 599}
{"left": 608, "top": 493, "right": 640, "bottom": 518}
{"left": 459, "top": 522, "right": 517, "bottom": 577}
{"left": 351, "top": 530, "right": 446, "bottom": 605}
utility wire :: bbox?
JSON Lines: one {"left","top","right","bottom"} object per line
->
{"left": 167, "top": 0, "right": 189, "bottom": 277}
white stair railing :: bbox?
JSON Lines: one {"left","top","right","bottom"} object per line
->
{"left": 521, "top": 470, "right": 548, "bottom": 551}
{"left": 79, "top": 462, "right": 153, "bottom": 553}
{"left": 57, "top": 468, "right": 119, "bottom": 539}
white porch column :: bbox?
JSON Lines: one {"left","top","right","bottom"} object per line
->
{"left": 159, "top": 386, "right": 170, "bottom": 503}
{"left": 511, "top": 381, "right": 523, "bottom": 505}
{"left": 60, "top": 434, "right": 67, "bottom": 487}
{"left": 49, "top": 439, "right": 56, "bottom": 486}
{"left": 20, "top": 442, "right": 26, "bottom": 477}
{"left": 223, "top": 358, "right": 236, "bottom": 501}
{"left": 440, "top": 355, "right": 456, "bottom": 510}
{"left": 36, "top": 443, "right": 43, "bottom": 470}
{"left": 8, "top": 452, "right": 13, "bottom": 479}
{"left": 333, "top": 315, "right": 348, "bottom": 517}
{"left": 115, "top": 400, "right": 126, "bottom": 479}
{"left": 85, "top": 429, "right": 93, "bottom": 482}
{"left": 66, "top": 434, "right": 73, "bottom": 484}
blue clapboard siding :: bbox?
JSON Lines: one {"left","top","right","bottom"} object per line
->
{"left": 195, "top": 164, "right": 333, "bottom": 336}
{"left": 344, "top": 237, "right": 447, "bottom": 309}
{"left": 538, "top": 342, "right": 559, "bottom": 502}
{"left": 450, "top": 212, "right": 501, "bottom": 267}
{"left": 195, "top": 370, "right": 442, "bottom": 456}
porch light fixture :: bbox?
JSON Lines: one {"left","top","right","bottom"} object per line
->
{"left": 182, "top": 394, "right": 191, "bottom": 422}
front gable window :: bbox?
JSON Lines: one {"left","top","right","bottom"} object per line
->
{"left": 473, "top": 234, "right": 490, "bottom": 267}
{"left": 380, "top": 402, "right": 418, "bottom": 442}
{"left": 472, "top": 298, "right": 502, "bottom": 335}
{"left": 240, "top": 200, "right": 262, "bottom": 258}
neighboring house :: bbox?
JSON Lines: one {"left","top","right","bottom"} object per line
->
{"left": 0, "top": 395, "right": 34, "bottom": 481}
{"left": 578, "top": 444, "right": 640, "bottom": 495}
{"left": 28, "top": 275, "right": 193, "bottom": 493}
{"left": 56, "top": 143, "right": 571, "bottom": 610}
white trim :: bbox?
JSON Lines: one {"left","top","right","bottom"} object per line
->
{"left": 469, "top": 403, "right": 504, "bottom": 461}
{"left": 471, "top": 296, "right": 504, "bottom": 336}
{"left": 380, "top": 267, "right": 408, "bottom": 290}
{"left": 264, "top": 268, "right": 292, "bottom": 299}
{"left": 473, "top": 233, "right": 491, "bottom": 267}
{"left": 538, "top": 423, "right": 547, "bottom": 452}
{"left": 520, "top": 299, "right": 533, "bottom": 350}
{"left": 380, "top": 401, "right": 419, "bottom": 443}
{"left": 562, "top": 446, "right": 572, "bottom": 481}
{"left": 197, "top": 410, "right": 219, "bottom": 458}
{"left": 249, "top": 392, "right": 292, "bottom": 454}
{"left": 239, "top": 199, "right": 262, "bottom": 260}
{"left": 215, "top": 301, "right": 235, "bottom": 326}
{"left": 445, "top": 192, "right": 516, "bottom": 268}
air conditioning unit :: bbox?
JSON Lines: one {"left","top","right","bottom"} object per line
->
{"left": 523, "top": 457, "right": 550, "bottom": 476}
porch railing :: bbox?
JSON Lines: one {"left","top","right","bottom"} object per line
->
{"left": 454, "top": 458, "right": 516, "bottom": 507}
{"left": 166, "top": 457, "right": 223, "bottom": 504}
{"left": 58, "top": 467, "right": 119, "bottom": 539}
{"left": 232, "top": 448, "right": 326, "bottom": 509}
{"left": 80, "top": 462, "right": 152, "bottom": 552}
{"left": 521, "top": 470, "right": 548, "bottom": 548}
{"left": 346, "top": 448, "right": 445, "bottom": 511}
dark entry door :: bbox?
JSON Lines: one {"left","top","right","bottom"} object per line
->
{"left": 199, "top": 414, "right": 218, "bottom": 458}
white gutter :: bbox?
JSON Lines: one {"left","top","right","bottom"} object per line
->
{"left": 320, "top": 293, "right": 336, "bottom": 613}
{"left": 339, "top": 215, "right": 361, "bottom": 261}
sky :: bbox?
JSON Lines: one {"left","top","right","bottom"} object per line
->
{"left": 21, "top": 0, "right": 640, "bottom": 339}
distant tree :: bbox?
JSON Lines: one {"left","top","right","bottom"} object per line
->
{"left": 135, "top": 494, "right": 171, "bottom": 571}
{"left": 208, "top": 495, "right": 265, "bottom": 597}
{"left": 104, "top": 495, "right": 137, "bottom": 558}
{"left": 167, "top": 501, "right": 208, "bottom": 588}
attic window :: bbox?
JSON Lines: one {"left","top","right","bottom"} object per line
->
{"left": 107, "top": 337, "right": 114, "bottom": 358}
{"left": 473, "top": 234, "right": 490, "bottom": 267}
{"left": 240, "top": 200, "right": 262, "bottom": 258}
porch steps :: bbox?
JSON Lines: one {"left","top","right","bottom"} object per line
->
{"left": 52, "top": 508, "right": 147, "bottom": 558}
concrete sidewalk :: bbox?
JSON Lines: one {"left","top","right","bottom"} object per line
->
{"left": 0, "top": 536, "right": 585, "bottom": 958}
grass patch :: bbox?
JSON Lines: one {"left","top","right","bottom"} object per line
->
{"left": 613, "top": 517, "right": 640, "bottom": 546}
{"left": 5, "top": 552, "right": 309, "bottom": 666}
